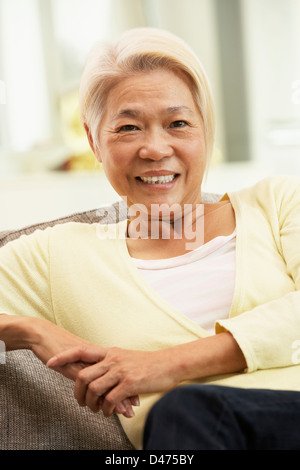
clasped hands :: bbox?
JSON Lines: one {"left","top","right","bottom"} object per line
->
{"left": 47, "top": 345, "right": 178, "bottom": 419}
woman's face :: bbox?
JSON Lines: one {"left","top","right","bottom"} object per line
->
{"left": 93, "top": 68, "right": 207, "bottom": 213}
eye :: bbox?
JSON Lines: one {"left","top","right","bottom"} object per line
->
{"left": 117, "top": 124, "right": 139, "bottom": 132}
{"left": 169, "top": 120, "right": 189, "bottom": 129}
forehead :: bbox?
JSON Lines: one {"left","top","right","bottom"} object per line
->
{"left": 104, "top": 69, "right": 199, "bottom": 118}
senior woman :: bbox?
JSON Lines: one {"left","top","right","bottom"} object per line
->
{"left": 1, "top": 28, "right": 300, "bottom": 451}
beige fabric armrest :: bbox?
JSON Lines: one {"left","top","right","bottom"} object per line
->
{"left": 0, "top": 350, "right": 134, "bottom": 450}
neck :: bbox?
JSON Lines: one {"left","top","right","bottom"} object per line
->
{"left": 127, "top": 203, "right": 205, "bottom": 245}
{"left": 125, "top": 200, "right": 235, "bottom": 260}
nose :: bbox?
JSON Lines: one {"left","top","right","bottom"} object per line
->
{"left": 138, "top": 129, "right": 173, "bottom": 160}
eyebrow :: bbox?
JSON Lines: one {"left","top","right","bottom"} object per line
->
{"left": 111, "top": 105, "right": 194, "bottom": 121}
{"left": 111, "top": 109, "right": 140, "bottom": 121}
{"left": 166, "top": 105, "right": 194, "bottom": 115}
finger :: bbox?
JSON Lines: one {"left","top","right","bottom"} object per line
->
{"left": 56, "top": 361, "right": 88, "bottom": 381}
{"left": 102, "top": 385, "right": 135, "bottom": 418}
{"left": 47, "top": 345, "right": 106, "bottom": 368}
{"left": 129, "top": 395, "right": 140, "bottom": 407}
{"left": 74, "top": 362, "right": 110, "bottom": 405}
{"left": 87, "top": 376, "right": 140, "bottom": 417}
{"left": 115, "top": 398, "right": 135, "bottom": 418}
{"left": 91, "top": 397, "right": 134, "bottom": 418}
{"left": 85, "top": 374, "right": 118, "bottom": 413}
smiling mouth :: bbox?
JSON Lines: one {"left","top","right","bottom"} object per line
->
{"left": 136, "top": 174, "right": 178, "bottom": 184}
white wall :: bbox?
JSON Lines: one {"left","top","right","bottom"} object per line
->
{"left": 0, "top": 0, "right": 51, "bottom": 152}
{"left": 240, "top": 0, "right": 300, "bottom": 174}
{"left": 143, "top": 0, "right": 226, "bottom": 160}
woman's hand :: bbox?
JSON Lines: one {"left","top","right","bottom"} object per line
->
{"left": 0, "top": 314, "right": 87, "bottom": 379}
{"left": 47, "top": 332, "right": 247, "bottom": 418}
{"left": 0, "top": 315, "right": 137, "bottom": 417}
{"left": 29, "top": 319, "right": 139, "bottom": 417}
{"left": 2, "top": 315, "right": 96, "bottom": 381}
{"left": 47, "top": 344, "right": 181, "bottom": 418}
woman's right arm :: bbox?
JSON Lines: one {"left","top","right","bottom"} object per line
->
{"left": 0, "top": 314, "right": 32, "bottom": 351}
{"left": 0, "top": 314, "right": 91, "bottom": 379}
{"left": 0, "top": 314, "right": 138, "bottom": 416}
{"left": 0, "top": 228, "right": 138, "bottom": 415}
{"left": 0, "top": 228, "right": 87, "bottom": 372}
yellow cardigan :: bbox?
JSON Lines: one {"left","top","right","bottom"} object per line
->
{"left": 0, "top": 175, "right": 300, "bottom": 449}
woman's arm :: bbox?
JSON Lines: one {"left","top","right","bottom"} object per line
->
{"left": 47, "top": 331, "right": 246, "bottom": 417}
{"left": 0, "top": 314, "right": 93, "bottom": 379}
{"left": 216, "top": 178, "right": 300, "bottom": 373}
{"left": 0, "top": 314, "right": 137, "bottom": 417}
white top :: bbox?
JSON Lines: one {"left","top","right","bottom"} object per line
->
{"left": 131, "top": 231, "right": 236, "bottom": 334}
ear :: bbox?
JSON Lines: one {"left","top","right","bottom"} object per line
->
{"left": 84, "top": 123, "right": 102, "bottom": 163}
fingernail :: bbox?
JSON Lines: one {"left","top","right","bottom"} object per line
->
{"left": 116, "top": 404, "right": 127, "bottom": 414}
{"left": 126, "top": 408, "right": 135, "bottom": 417}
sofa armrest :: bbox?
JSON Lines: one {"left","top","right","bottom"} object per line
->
{"left": 0, "top": 349, "right": 134, "bottom": 450}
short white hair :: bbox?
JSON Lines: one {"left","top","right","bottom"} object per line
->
{"left": 79, "top": 27, "right": 216, "bottom": 163}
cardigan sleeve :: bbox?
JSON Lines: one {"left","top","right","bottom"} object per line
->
{"left": 216, "top": 177, "right": 300, "bottom": 373}
{"left": 0, "top": 228, "right": 56, "bottom": 323}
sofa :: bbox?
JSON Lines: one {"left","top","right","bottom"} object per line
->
{"left": 0, "top": 193, "right": 219, "bottom": 450}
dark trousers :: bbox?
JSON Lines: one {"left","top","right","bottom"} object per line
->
{"left": 143, "top": 384, "right": 300, "bottom": 450}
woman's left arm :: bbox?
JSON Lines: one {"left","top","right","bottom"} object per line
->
{"left": 216, "top": 178, "right": 300, "bottom": 373}
{"left": 47, "top": 331, "right": 246, "bottom": 418}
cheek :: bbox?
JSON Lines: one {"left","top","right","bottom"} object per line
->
{"left": 100, "top": 148, "right": 134, "bottom": 191}
{"left": 184, "top": 138, "right": 206, "bottom": 167}
{"left": 113, "top": 153, "right": 132, "bottom": 169}
{"left": 102, "top": 140, "right": 135, "bottom": 169}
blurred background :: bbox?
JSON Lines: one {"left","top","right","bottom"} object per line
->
{"left": 0, "top": 0, "right": 299, "bottom": 230}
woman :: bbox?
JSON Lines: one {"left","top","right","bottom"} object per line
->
{"left": 1, "top": 28, "right": 300, "bottom": 450}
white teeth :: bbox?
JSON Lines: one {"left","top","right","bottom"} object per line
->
{"left": 139, "top": 175, "right": 176, "bottom": 184}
